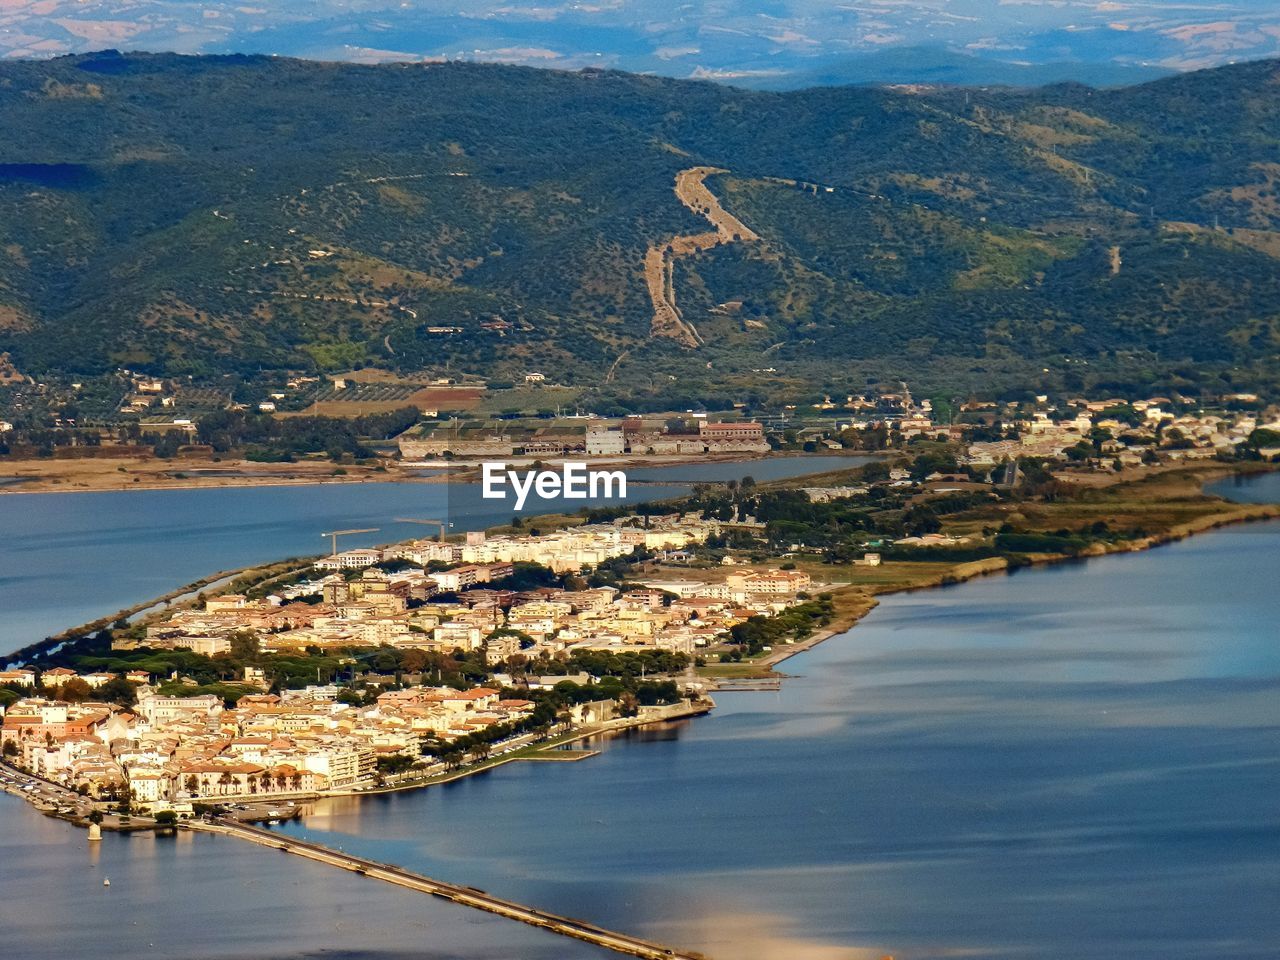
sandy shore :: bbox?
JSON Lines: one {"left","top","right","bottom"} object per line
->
{"left": 0, "top": 450, "right": 871, "bottom": 495}
{"left": 0, "top": 456, "right": 415, "bottom": 495}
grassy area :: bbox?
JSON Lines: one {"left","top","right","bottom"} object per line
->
{"left": 474, "top": 385, "right": 582, "bottom": 416}
{"left": 696, "top": 662, "right": 781, "bottom": 679}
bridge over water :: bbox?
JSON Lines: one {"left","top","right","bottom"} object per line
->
{"left": 190, "top": 818, "right": 706, "bottom": 960}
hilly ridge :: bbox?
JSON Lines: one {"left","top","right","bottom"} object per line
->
{"left": 3, "top": 51, "right": 1280, "bottom": 401}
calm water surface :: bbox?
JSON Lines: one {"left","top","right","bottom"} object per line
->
{"left": 1207, "top": 468, "right": 1280, "bottom": 504}
{"left": 0, "top": 792, "right": 613, "bottom": 960}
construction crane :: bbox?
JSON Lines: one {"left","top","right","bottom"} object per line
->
{"left": 394, "top": 517, "right": 450, "bottom": 542}
{"left": 320, "top": 528, "right": 380, "bottom": 555}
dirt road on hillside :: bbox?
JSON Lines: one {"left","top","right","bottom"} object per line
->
{"left": 645, "top": 166, "right": 758, "bottom": 347}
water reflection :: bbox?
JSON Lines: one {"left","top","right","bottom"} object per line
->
{"left": 0, "top": 793, "right": 614, "bottom": 960}
{"left": 8, "top": 477, "right": 1279, "bottom": 959}
{"left": 1206, "top": 470, "right": 1280, "bottom": 503}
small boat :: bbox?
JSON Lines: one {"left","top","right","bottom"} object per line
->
{"left": 103, "top": 878, "right": 110, "bottom": 887}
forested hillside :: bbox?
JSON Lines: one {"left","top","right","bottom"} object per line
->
{"left": 2, "top": 51, "right": 1280, "bottom": 400}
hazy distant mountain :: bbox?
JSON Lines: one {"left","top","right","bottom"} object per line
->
{"left": 3, "top": 52, "right": 1280, "bottom": 402}
{"left": 0, "top": 1, "right": 1278, "bottom": 85}
{"left": 741, "top": 48, "right": 1174, "bottom": 91}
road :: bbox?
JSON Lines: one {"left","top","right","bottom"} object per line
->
{"left": 192, "top": 817, "right": 706, "bottom": 960}
{"left": 1, "top": 760, "right": 100, "bottom": 821}
{"left": 645, "top": 166, "right": 758, "bottom": 347}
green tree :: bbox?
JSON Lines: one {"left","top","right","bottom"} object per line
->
{"left": 229, "top": 630, "right": 260, "bottom": 662}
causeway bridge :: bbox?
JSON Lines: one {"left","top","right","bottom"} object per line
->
{"left": 190, "top": 818, "right": 706, "bottom": 960}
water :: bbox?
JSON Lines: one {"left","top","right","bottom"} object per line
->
{"left": 1207, "top": 468, "right": 1280, "bottom": 504}
{"left": 0, "top": 793, "right": 613, "bottom": 960}
{"left": 266, "top": 513, "right": 1279, "bottom": 958}
{"left": 0, "top": 455, "right": 867, "bottom": 657}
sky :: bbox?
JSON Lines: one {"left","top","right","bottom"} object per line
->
{"left": 2, "top": 0, "right": 1278, "bottom": 85}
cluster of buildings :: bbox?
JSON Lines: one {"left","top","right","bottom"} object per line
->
{"left": 965, "top": 397, "right": 1275, "bottom": 467}
{"left": 118, "top": 515, "right": 817, "bottom": 661}
{"left": 0, "top": 513, "right": 823, "bottom": 812}
{"left": 398, "top": 417, "right": 768, "bottom": 459}
{"left": 130, "top": 567, "right": 813, "bottom": 663}
{"left": 316, "top": 516, "right": 714, "bottom": 578}
{"left": 0, "top": 680, "right": 544, "bottom": 809}
{"left": 394, "top": 518, "right": 716, "bottom": 574}
{"left": 585, "top": 418, "right": 769, "bottom": 456}
{"left": 814, "top": 386, "right": 948, "bottom": 441}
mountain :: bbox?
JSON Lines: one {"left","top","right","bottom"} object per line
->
{"left": 758, "top": 48, "right": 1173, "bottom": 92}
{"left": 3, "top": 51, "right": 1280, "bottom": 402}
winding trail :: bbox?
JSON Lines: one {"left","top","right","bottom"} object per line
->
{"left": 646, "top": 167, "right": 758, "bottom": 347}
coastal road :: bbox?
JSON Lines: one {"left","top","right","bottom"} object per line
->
{"left": 192, "top": 817, "right": 706, "bottom": 960}
{"left": 0, "top": 761, "right": 98, "bottom": 820}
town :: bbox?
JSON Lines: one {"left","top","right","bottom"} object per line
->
{"left": 4, "top": 380, "right": 1279, "bottom": 824}
{"left": 0, "top": 511, "right": 827, "bottom": 817}
{"left": 5, "top": 364, "right": 1277, "bottom": 479}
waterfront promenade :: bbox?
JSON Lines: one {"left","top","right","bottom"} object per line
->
{"left": 189, "top": 817, "right": 704, "bottom": 960}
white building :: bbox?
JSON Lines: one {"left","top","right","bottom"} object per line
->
{"left": 136, "top": 694, "right": 224, "bottom": 726}
{"left": 316, "top": 549, "right": 383, "bottom": 571}
{"left": 586, "top": 424, "right": 627, "bottom": 456}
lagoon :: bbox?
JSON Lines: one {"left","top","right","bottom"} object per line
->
{"left": 4, "top": 468, "right": 1275, "bottom": 960}
{"left": 6, "top": 503, "right": 1275, "bottom": 959}
{"left": 0, "top": 792, "right": 614, "bottom": 960}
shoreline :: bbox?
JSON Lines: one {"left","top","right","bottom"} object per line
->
{"left": 712, "top": 487, "right": 1280, "bottom": 680}
{"left": 0, "top": 699, "right": 714, "bottom": 831}
{"left": 0, "top": 450, "right": 872, "bottom": 496}
{"left": 7, "top": 463, "right": 1274, "bottom": 670}
{"left": 11, "top": 497, "right": 1273, "bottom": 827}
{"left": 317, "top": 698, "right": 713, "bottom": 801}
